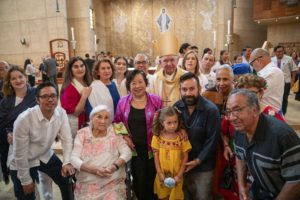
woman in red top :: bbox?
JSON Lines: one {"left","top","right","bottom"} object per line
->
{"left": 60, "top": 57, "right": 92, "bottom": 138}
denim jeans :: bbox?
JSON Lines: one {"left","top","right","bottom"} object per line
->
{"left": 11, "top": 154, "right": 72, "bottom": 200}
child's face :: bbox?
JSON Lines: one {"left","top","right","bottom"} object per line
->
{"left": 162, "top": 115, "right": 178, "bottom": 133}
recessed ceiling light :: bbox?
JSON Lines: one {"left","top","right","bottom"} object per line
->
{"left": 296, "top": 16, "right": 299, "bottom": 20}
{"left": 257, "top": 20, "right": 261, "bottom": 24}
{"left": 275, "top": 18, "right": 278, "bottom": 22}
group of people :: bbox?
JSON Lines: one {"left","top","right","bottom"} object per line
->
{"left": 0, "top": 39, "right": 300, "bottom": 200}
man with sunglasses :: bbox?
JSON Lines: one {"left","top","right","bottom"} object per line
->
{"left": 249, "top": 48, "right": 284, "bottom": 112}
{"left": 10, "top": 81, "right": 74, "bottom": 200}
{"left": 226, "top": 89, "right": 300, "bottom": 200}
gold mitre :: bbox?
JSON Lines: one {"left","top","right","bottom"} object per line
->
{"left": 153, "top": 32, "right": 179, "bottom": 57}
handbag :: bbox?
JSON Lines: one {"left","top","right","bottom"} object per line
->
{"left": 220, "top": 160, "right": 234, "bottom": 190}
{"left": 291, "top": 80, "right": 299, "bottom": 93}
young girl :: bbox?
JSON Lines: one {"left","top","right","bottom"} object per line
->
{"left": 151, "top": 107, "right": 191, "bottom": 200}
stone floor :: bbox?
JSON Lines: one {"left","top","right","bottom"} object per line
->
{"left": 0, "top": 94, "right": 299, "bottom": 200}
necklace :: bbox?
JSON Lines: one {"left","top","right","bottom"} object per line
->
{"left": 133, "top": 97, "right": 146, "bottom": 102}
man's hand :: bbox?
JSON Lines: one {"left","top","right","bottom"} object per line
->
{"left": 185, "top": 159, "right": 201, "bottom": 172}
{"left": 224, "top": 146, "right": 234, "bottom": 161}
{"left": 61, "top": 164, "right": 75, "bottom": 177}
{"left": 22, "top": 182, "right": 35, "bottom": 195}
{"left": 179, "top": 130, "right": 188, "bottom": 141}
{"left": 239, "top": 190, "right": 251, "bottom": 200}
{"left": 7, "top": 132, "right": 13, "bottom": 145}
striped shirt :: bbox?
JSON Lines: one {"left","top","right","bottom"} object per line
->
{"left": 234, "top": 114, "right": 300, "bottom": 198}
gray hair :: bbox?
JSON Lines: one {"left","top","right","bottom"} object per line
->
{"left": 0, "top": 60, "right": 10, "bottom": 70}
{"left": 134, "top": 53, "right": 149, "bottom": 64}
{"left": 216, "top": 64, "right": 234, "bottom": 81}
{"left": 251, "top": 48, "right": 270, "bottom": 58}
{"left": 229, "top": 89, "right": 260, "bottom": 112}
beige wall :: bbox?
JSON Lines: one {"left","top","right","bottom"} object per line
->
{"left": 67, "top": 0, "right": 94, "bottom": 58}
{"left": 4, "top": 0, "right": 293, "bottom": 67}
{"left": 0, "top": 0, "right": 68, "bottom": 66}
{"left": 93, "top": 0, "right": 107, "bottom": 54}
{"left": 231, "top": 0, "right": 267, "bottom": 59}
{"left": 267, "top": 23, "right": 300, "bottom": 50}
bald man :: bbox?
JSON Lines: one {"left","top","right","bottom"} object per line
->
{"left": 200, "top": 53, "right": 216, "bottom": 90}
{"left": 249, "top": 48, "right": 284, "bottom": 111}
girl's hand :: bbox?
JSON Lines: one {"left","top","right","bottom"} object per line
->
{"left": 224, "top": 145, "right": 234, "bottom": 161}
{"left": 123, "top": 135, "right": 135, "bottom": 150}
{"left": 174, "top": 176, "right": 180, "bottom": 183}
{"left": 158, "top": 172, "right": 165, "bottom": 182}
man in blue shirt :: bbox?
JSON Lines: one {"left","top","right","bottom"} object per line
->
{"left": 174, "top": 72, "right": 220, "bottom": 200}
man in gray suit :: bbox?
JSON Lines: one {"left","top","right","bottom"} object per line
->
{"left": 44, "top": 55, "right": 58, "bottom": 88}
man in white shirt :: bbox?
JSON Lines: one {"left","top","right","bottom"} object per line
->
{"left": 242, "top": 46, "right": 252, "bottom": 64}
{"left": 10, "top": 82, "right": 75, "bottom": 200}
{"left": 271, "top": 45, "right": 298, "bottom": 115}
{"left": 200, "top": 53, "right": 216, "bottom": 90}
{"left": 249, "top": 48, "right": 284, "bottom": 111}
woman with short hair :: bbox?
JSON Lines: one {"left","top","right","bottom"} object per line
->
{"left": 86, "top": 58, "right": 120, "bottom": 121}
{"left": 114, "top": 69, "right": 162, "bottom": 200}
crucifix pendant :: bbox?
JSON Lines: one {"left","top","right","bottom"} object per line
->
{"left": 163, "top": 97, "right": 172, "bottom": 107}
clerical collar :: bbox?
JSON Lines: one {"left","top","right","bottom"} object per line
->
{"left": 164, "top": 69, "right": 177, "bottom": 81}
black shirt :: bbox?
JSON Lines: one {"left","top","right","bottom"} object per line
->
{"left": 174, "top": 96, "right": 220, "bottom": 172}
{"left": 128, "top": 106, "right": 148, "bottom": 158}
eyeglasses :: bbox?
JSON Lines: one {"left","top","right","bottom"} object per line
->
{"left": 249, "top": 56, "right": 262, "bottom": 66}
{"left": 135, "top": 61, "right": 147, "bottom": 65}
{"left": 224, "top": 106, "right": 247, "bottom": 117}
{"left": 37, "top": 94, "right": 58, "bottom": 100}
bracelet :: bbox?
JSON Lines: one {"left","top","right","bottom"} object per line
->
{"left": 113, "top": 163, "right": 119, "bottom": 170}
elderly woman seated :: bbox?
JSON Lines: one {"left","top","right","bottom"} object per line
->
{"left": 71, "top": 105, "right": 132, "bottom": 200}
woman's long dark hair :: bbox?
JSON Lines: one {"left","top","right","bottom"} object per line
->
{"left": 61, "top": 57, "right": 92, "bottom": 95}
{"left": 23, "top": 59, "right": 31, "bottom": 71}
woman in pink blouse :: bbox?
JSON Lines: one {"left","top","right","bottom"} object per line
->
{"left": 114, "top": 69, "right": 162, "bottom": 200}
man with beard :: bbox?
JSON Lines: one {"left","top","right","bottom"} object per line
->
{"left": 174, "top": 72, "right": 220, "bottom": 200}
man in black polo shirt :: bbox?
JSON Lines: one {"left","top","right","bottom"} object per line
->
{"left": 174, "top": 72, "right": 220, "bottom": 200}
{"left": 226, "top": 89, "right": 300, "bottom": 200}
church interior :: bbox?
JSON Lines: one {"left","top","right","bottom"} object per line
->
{"left": 0, "top": 0, "right": 300, "bottom": 199}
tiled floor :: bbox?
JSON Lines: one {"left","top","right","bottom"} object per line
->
{"left": 1, "top": 94, "right": 299, "bottom": 200}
